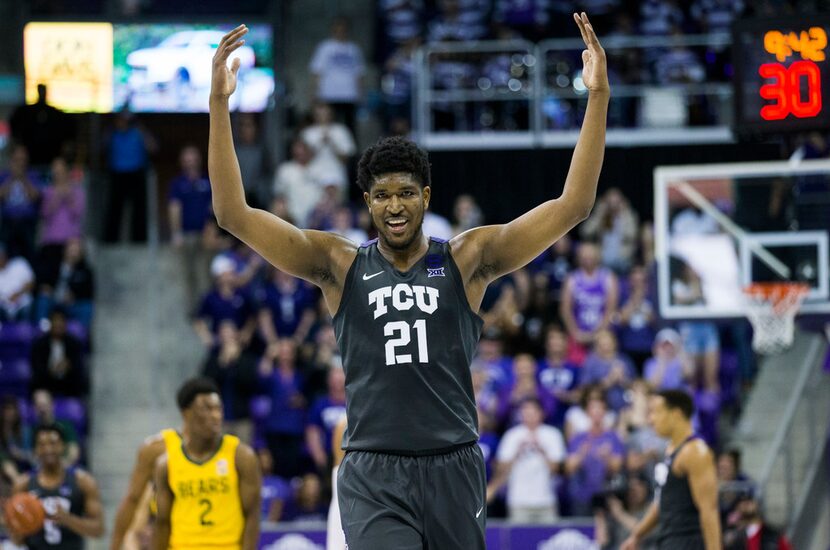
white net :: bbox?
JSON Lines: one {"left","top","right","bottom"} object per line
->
{"left": 744, "top": 284, "right": 809, "bottom": 354}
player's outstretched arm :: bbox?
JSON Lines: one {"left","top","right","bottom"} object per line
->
{"left": 685, "top": 443, "right": 722, "bottom": 550}
{"left": 151, "top": 456, "right": 173, "bottom": 550}
{"left": 236, "top": 443, "right": 262, "bottom": 550}
{"left": 209, "top": 25, "right": 355, "bottom": 291}
{"left": 110, "top": 437, "right": 164, "bottom": 550}
{"left": 451, "top": 13, "right": 608, "bottom": 286}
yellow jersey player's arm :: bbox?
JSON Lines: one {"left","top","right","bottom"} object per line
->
{"left": 123, "top": 485, "right": 154, "bottom": 550}
{"left": 110, "top": 435, "right": 166, "bottom": 550}
{"left": 52, "top": 469, "right": 105, "bottom": 538}
{"left": 683, "top": 442, "right": 722, "bottom": 550}
{"left": 450, "top": 14, "right": 608, "bottom": 303}
{"left": 152, "top": 455, "right": 173, "bottom": 550}
{"left": 208, "top": 25, "right": 355, "bottom": 315}
{"left": 236, "top": 443, "right": 262, "bottom": 550}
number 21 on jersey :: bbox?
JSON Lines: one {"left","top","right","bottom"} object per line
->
{"left": 384, "top": 320, "right": 428, "bottom": 365}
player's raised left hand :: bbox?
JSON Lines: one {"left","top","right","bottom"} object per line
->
{"left": 574, "top": 12, "right": 609, "bottom": 95}
{"left": 211, "top": 24, "right": 248, "bottom": 100}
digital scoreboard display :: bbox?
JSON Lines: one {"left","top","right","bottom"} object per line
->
{"left": 733, "top": 16, "right": 830, "bottom": 135}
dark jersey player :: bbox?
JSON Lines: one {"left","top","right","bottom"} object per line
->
{"left": 622, "top": 390, "right": 722, "bottom": 550}
{"left": 10, "top": 424, "right": 104, "bottom": 549}
{"left": 208, "top": 13, "right": 608, "bottom": 549}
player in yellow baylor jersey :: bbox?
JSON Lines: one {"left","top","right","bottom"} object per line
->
{"left": 152, "top": 378, "right": 261, "bottom": 550}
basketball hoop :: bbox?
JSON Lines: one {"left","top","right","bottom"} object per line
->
{"left": 743, "top": 283, "right": 809, "bottom": 354}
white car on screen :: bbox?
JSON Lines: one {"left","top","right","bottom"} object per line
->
{"left": 126, "top": 30, "right": 255, "bottom": 90}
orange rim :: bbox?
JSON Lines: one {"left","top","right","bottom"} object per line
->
{"left": 743, "top": 282, "right": 810, "bottom": 310}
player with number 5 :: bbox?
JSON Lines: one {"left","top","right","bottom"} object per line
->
{"left": 209, "top": 13, "right": 608, "bottom": 549}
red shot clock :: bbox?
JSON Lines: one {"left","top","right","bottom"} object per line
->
{"left": 733, "top": 17, "right": 830, "bottom": 135}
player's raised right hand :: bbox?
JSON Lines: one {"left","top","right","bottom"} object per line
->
{"left": 211, "top": 24, "right": 248, "bottom": 100}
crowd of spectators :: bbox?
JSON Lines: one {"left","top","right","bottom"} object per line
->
{"left": 0, "top": 94, "right": 95, "bottom": 508}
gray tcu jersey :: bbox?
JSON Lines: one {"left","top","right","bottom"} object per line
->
{"left": 333, "top": 237, "right": 483, "bottom": 453}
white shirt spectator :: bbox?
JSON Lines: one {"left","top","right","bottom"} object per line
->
{"left": 273, "top": 161, "right": 325, "bottom": 228}
{"left": 423, "top": 211, "right": 454, "bottom": 240}
{"left": 0, "top": 256, "right": 34, "bottom": 316}
{"left": 301, "top": 123, "right": 356, "bottom": 191}
{"left": 671, "top": 207, "right": 720, "bottom": 235}
{"left": 496, "top": 424, "right": 566, "bottom": 508}
{"left": 565, "top": 406, "right": 616, "bottom": 440}
{"left": 310, "top": 39, "right": 366, "bottom": 103}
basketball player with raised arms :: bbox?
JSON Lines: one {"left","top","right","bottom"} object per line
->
{"left": 621, "top": 390, "right": 722, "bottom": 550}
{"left": 209, "top": 13, "right": 608, "bottom": 549}
{"left": 152, "top": 378, "right": 261, "bottom": 550}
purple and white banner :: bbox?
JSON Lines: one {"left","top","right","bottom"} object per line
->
{"left": 259, "top": 522, "right": 595, "bottom": 550}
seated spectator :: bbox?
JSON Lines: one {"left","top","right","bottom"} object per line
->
{"left": 1, "top": 395, "right": 32, "bottom": 471}
{"left": 280, "top": 473, "right": 328, "bottom": 522}
{"left": 427, "top": 0, "right": 488, "bottom": 42}
{"left": 379, "top": 0, "right": 424, "bottom": 53}
{"left": 301, "top": 102, "right": 356, "bottom": 201}
{"left": 192, "top": 255, "right": 257, "bottom": 349}
{"left": 257, "top": 268, "right": 317, "bottom": 346}
{"left": 654, "top": 33, "right": 706, "bottom": 85}
{"left": 0, "top": 242, "right": 35, "bottom": 321}
{"left": 233, "top": 113, "right": 273, "bottom": 210}
{"left": 616, "top": 265, "right": 657, "bottom": 370}
{"left": 0, "top": 144, "right": 42, "bottom": 259}
{"left": 451, "top": 194, "right": 483, "bottom": 236}
{"left": 639, "top": 0, "right": 685, "bottom": 36}
{"left": 723, "top": 489, "right": 792, "bottom": 550}
{"left": 617, "top": 379, "right": 666, "bottom": 475}
{"left": 481, "top": 276, "right": 526, "bottom": 340}
{"left": 580, "top": 188, "right": 638, "bottom": 274}
{"left": 328, "top": 206, "right": 368, "bottom": 244}
{"left": 477, "top": 408, "right": 500, "bottom": 482}
{"left": 272, "top": 138, "right": 322, "bottom": 228}
{"left": 309, "top": 17, "right": 365, "bottom": 133}
{"left": 691, "top": 0, "right": 745, "bottom": 33}
{"left": 32, "top": 389, "right": 80, "bottom": 466}
{"left": 474, "top": 332, "right": 513, "bottom": 393}
{"left": 507, "top": 353, "right": 554, "bottom": 423}
{"left": 565, "top": 386, "right": 617, "bottom": 443}
{"left": 580, "top": 330, "right": 636, "bottom": 412}
{"left": 560, "top": 243, "right": 619, "bottom": 364}
{"left": 672, "top": 266, "right": 720, "bottom": 392}
{"left": 644, "top": 328, "right": 689, "bottom": 390}
{"left": 472, "top": 361, "right": 508, "bottom": 427}
{"left": 202, "top": 321, "right": 259, "bottom": 443}
{"left": 257, "top": 447, "right": 291, "bottom": 522}
{"left": 565, "top": 392, "right": 625, "bottom": 516}
{"left": 34, "top": 238, "right": 94, "bottom": 328}
{"left": 717, "top": 449, "right": 755, "bottom": 523}
{"left": 306, "top": 180, "right": 347, "bottom": 231}
{"left": 595, "top": 472, "right": 659, "bottom": 550}
{"left": 487, "top": 398, "right": 566, "bottom": 523}
{"left": 537, "top": 325, "right": 581, "bottom": 428}
{"left": 260, "top": 338, "right": 308, "bottom": 478}
{"left": 216, "top": 239, "right": 267, "bottom": 291}
{"left": 382, "top": 37, "right": 421, "bottom": 131}
{"left": 38, "top": 157, "right": 86, "bottom": 258}
{"left": 493, "top": 0, "right": 549, "bottom": 41}
{"left": 168, "top": 145, "right": 214, "bottom": 312}
{"left": 305, "top": 366, "right": 347, "bottom": 473}
{"left": 31, "top": 308, "right": 87, "bottom": 397}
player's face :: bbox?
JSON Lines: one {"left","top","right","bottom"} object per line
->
{"left": 365, "top": 173, "right": 430, "bottom": 251}
{"left": 186, "top": 393, "right": 224, "bottom": 441}
{"left": 648, "top": 396, "right": 672, "bottom": 438}
{"left": 34, "top": 431, "right": 65, "bottom": 469}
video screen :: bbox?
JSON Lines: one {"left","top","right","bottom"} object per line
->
{"left": 24, "top": 22, "right": 114, "bottom": 113}
{"left": 113, "top": 23, "right": 274, "bottom": 112}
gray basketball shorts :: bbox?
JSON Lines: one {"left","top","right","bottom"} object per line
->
{"left": 337, "top": 442, "right": 486, "bottom": 550}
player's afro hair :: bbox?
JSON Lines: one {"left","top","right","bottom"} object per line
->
{"left": 356, "top": 137, "right": 431, "bottom": 193}
{"left": 176, "top": 377, "right": 220, "bottom": 411}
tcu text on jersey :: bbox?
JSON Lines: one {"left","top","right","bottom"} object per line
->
{"left": 368, "top": 283, "right": 439, "bottom": 319}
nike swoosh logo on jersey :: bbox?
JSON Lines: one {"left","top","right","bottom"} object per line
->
{"left": 363, "top": 271, "right": 384, "bottom": 281}
{"left": 476, "top": 506, "right": 484, "bottom": 518}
